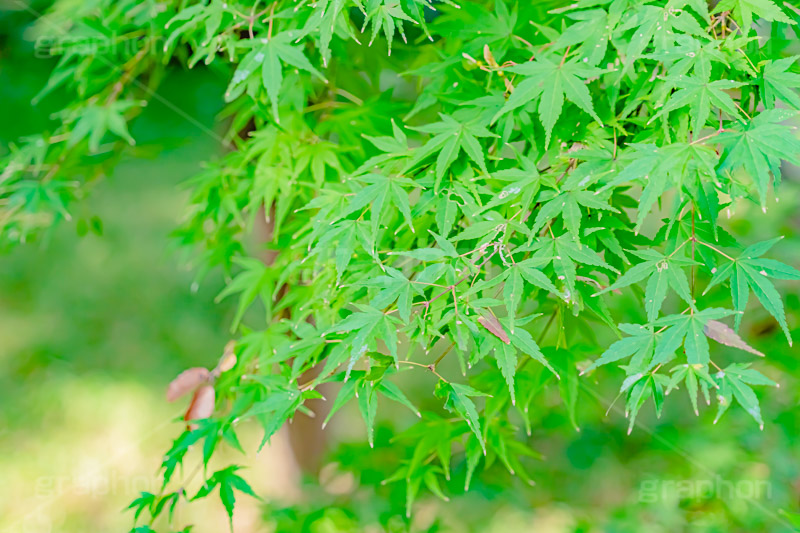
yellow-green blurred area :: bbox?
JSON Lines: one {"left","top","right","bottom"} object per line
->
{"left": 3, "top": 4, "right": 800, "bottom": 533}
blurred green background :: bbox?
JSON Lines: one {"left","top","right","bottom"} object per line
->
{"left": 2, "top": 4, "right": 800, "bottom": 533}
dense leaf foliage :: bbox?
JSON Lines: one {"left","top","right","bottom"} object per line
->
{"left": 5, "top": 0, "right": 800, "bottom": 530}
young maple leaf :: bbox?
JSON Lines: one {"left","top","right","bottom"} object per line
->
{"left": 717, "top": 109, "right": 800, "bottom": 207}
{"left": 649, "top": 76, "right": 744, "bottom": 134}
{"left": 362, "top": 0, "right": 416, "bottom": 56}
{"left": 761, "top": 55, "right": 800, "bottom": 109}
{"left": 646, "top": 35, "right": 729, "bottom": 81}
{"left": 703, "top": 237, "right": 800, "bottom": 345}
{"left": 666, "top": 363, "right": 718, "bottom": 416}
{"left": 406, "top": 114, "right": 497, "bottom": 178}
{"left": 529, "top": 185, "right": 619, "bottom": 241}
{"left": 712, "top": 363, "right": 777, "bottom": 429}
{"left": 192, "top": 466, "right": 259, "bottom": 527}
{"left": 498, "top": 57, "right": 604, "bottom": 147}
{"left": 225, "top": 32, "right": 326, "bottom": 121}
{"left": 552, "top": 7, "right": 617, "bottom": 67}
{"left": 712, "top": 0, "right": 794, "bottom": 33}
{"left": 597, "top": 248, "right": 696, "bottom": 322}
{"left": 620, "top": 1, "right": 707, "bottom": 66}
{"left": 652, "top": 308, "right": 736, "bottom": 367}
{"left": 601, "top": 142, "right": 717, "bottom": 231}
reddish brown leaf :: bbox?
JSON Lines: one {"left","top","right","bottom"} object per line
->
{"left": 166, "top": 367, "right": 210, "bottom": 402}
{"left": 184, "top": 385, "right": 216, "bottom": 422}
{"left": 703, "top": 320, "right": 765, "bottom": 357}
{"left": 217, "top": 340, "right": 237, "bottom": 373}
{"left": 478, "top": 314, "right": 510, "bottom": 345}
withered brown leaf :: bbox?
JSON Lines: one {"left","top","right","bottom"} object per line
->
{"left": 184, "top": 384, "right": 216, "bottom": 423}
{"left": 166, "top": 367, "right": 211, "bottom": 402}
{"left": 216, "top": 340, "right": 237, "bottom": 373}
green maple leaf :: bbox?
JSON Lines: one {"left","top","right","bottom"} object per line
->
{"left": 652, "top": 308, "right": 736, "bottom": 367}
{"left": 704, "top": 237, "right": 800, "bottom": 344}
{"left": 356, "top": 379, "right": 378, "bottom": 447}
{"left": 362, "top": 118, "right": 409, "bottom": 160}
{"left": 761, "top": 55, "right": 800, "bottom": 109}
{"left": 499, "top": 57, "right": 603, "bottom": 147}
{"left": 479, "top": 316, "right": 558, "bottom": 405}
{"left": 340, "top": 172, "right": 420, "bottom": 246}
{"left": 712, "top": 0, "right": 794, "bottom": 33}
{"left": 553, "top": 7, "right": 617, "bottom": 67}
{"left": 67, "top": 101, "right": 138, "bottom": 152}
{"left": 650, "top": 76, "right": 744, "bottom": 134}
{"left": 620, "top": 1, "right": 707, "bottom": 66}
{"left": 192, "top": 466, "right": 258, "bottom": 527}
{"left": 712, "top": 363, "right": 777, "bottom": 428}
{"left": 435, "top": 381, "right": 488, "bottom": 453}
{"left": 293, "top": 140, "right": 344, "bottom": 186}
{"left": 646, "top": 35, "right": 729, "bottom": 81}
{"left": 324, "top": 305, "right": 403, "bottom": 371}
{"left": 216, "top": 257, "right": 274, "bottom": 332}
{"left": 226, "top": 33, "right": 326, "bottom": 121}
{"left": 359, "top": 267, "right": 419, "bottom": 323}
{"left": 530, "top": 186, "right": 619, "bottom": 241}
{"left": 545, "top": 347, "right": 580, "bottom": 430}
{"left": 250, "top": 387, "right": 310, "bottom": 448}
{"left": 127, "top": 492, "right": 157, "bottom": 523}
{"left": 583, "top": 323, "right": 656, "bottom": 373}
{"left": 620, "top": 371, "right": 671, "bottom": 433}
{"left": 407, "top": 114, "right": 497, "bottom": 178}
{"left": 601, "top": 142, "right": 717, "bottom": 231}
{"left": 301, "top": 0, "right": 352, "bottom": 66}
{"left": 464, "top": 0, "right": 517, "bottom": 46}
{"left": 666, "top": 363, "right": 718, "bottom": 416}
{"left": 362, "top": 0, "right": 416, "bottom": 55}
{"left": 498, "top": 258, "right": 562, "bottom": 326}
{"left": 163, "top": 1, "right": 227, "bottom": 54}
{"left": 597, "top": 248, "right": 696, "bottom": 322}
{"left": 307, "top": 218, "right": 376, "bottom": 282}
{"left": 718, "top": 109, "right": 800, "bottom": 206}
{"left": 527, "top": 234, "right": 619, "bottom": 305}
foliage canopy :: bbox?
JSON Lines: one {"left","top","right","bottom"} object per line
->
{"left": 5, "top": 0, "right": 800, "bottom": 530}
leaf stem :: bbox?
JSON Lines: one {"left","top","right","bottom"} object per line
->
{"left": 690, "top": 128, "right": 728, "bottom": 145}
{"left": 691, "top": 207, "right": 696, "bottom": 299}
{"left": 398, "top": 360, "right": 448, "bottom": 382}
{"left": 694, "top": 239, "right": 735, "bottom": 261}
{"left": 559, "top": 45, "right": 571, "bottom": 68}
{"left": 433, "top": 342, "right": 455, "bottom": 369}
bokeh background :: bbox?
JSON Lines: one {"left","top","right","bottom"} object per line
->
{"left": 2, "top": 2, "right": 800, "bottom": 532}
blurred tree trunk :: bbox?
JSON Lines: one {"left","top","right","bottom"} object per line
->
{"left": 254, "top": 205, "right": 330, "bottom": 474}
